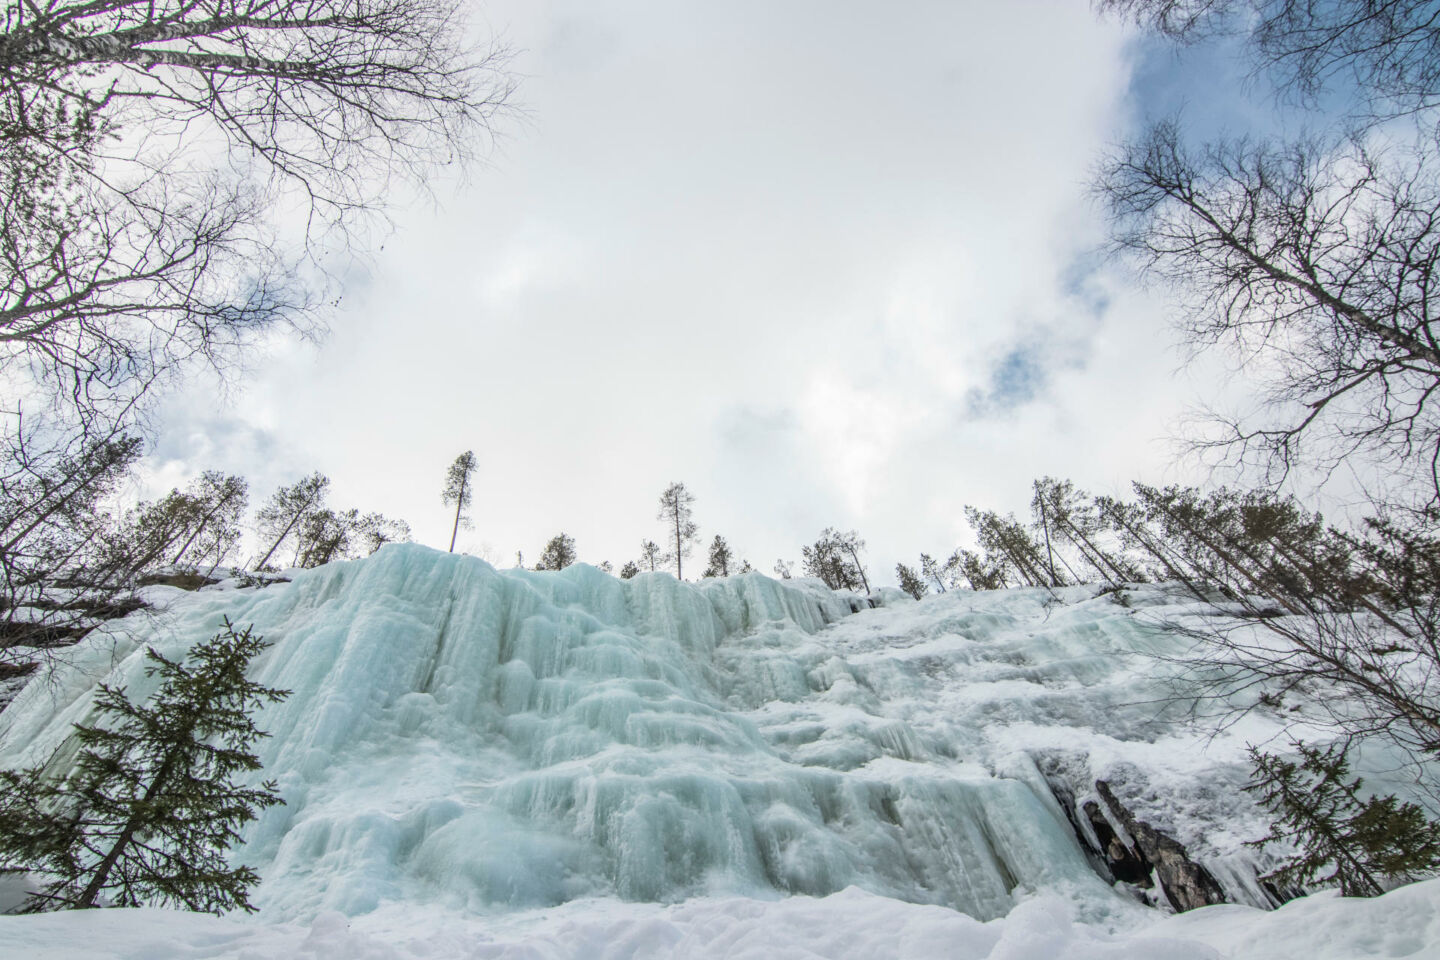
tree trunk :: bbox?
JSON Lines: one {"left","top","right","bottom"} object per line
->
{"left": 254, "top": 491, "right": 320, "bottom": 571}
{"left": 673, "top": 515, "right": 683, "bottom": 580}
{"left": 1034, "top": 487, "right": 1061, "bottom": 586}
{"left": 448, "top": 473, "right": 467, "bottom": 553}
{"left": 76, "top": 748, "right": 180, "bottom": 908}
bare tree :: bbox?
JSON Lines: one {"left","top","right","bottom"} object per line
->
{"left": 441, "top": 450, "right": 475, "bottom": 553}
{"left": 657, "top": 482, "right": 698, "bottom": 579}
{"left": 1098, "top": 1, "right": 1440, "bottom": 121}
{"left": 1, "top": 0, "right": 514, "bottom": 421}
{"left": 0, "top": 0, "right": 514, "bottom": 220}
{"left": 1100, "top": 124, "right": 1440, "bottom": 503}
{"left": 1, "top": 158, "right": 308, "bottom": 423}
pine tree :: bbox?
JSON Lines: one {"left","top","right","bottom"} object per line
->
{"left": 956, "top": 548, "right": 1007, "bottom": 590}
{"left": 0, "top": 618, "right": 289, "bottom": 913}
{"left": 104, "top": 472, "right": 249, "bottom": 583}
{"left": 896, "top": 563, "right": 927, "bottom": 600}
{"left": 1245, "top": 742, "right": 1440, "bottom": 897}
{"left": 535, "top": 533, "right": 577, "bottom": 570}
{"left": 918, "top": 553, "right": 948, "bottom": 593}
{"left": 354, "top": 513, "right": 412, "bottom": 556}
{"left": 703, "top": 535, "right": 733, "bottom": 578}
{"left": 619, "top": 560, "right": 640, "bottom": 580}
{"left": 253, "top": 473, "right": 329, "bottom": 570}
{"left": 441, "top": 451, "right": 478, "bottom": 553}
{"left": 801, "top": 529, "right": 870, "bottom": 592}
{"left": 638, "top": 539, "right": 664, "bottom": 573}
{"left": 657, "top": 483, "right": 699, "bottom": 579}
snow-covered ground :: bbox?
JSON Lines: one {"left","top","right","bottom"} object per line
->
{"left": 1, "top": 878, "right": 1437, "bottom": 960}
{"left": 1, "top": 544, "right": 1436, "bottom": 958}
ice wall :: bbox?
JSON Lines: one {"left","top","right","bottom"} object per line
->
{"left": 0, "top": 545, "right": 1132, "bottom": 921}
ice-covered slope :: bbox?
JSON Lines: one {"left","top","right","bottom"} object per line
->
{"left": 3, "top": 542, "right": 1432, "bottom": 960}
{"left": 0, "top": 545, "right": 1128, "bottom": 921}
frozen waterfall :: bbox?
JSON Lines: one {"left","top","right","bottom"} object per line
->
{"left": 0, "top": 545, "right": 1271, "bottom": 923}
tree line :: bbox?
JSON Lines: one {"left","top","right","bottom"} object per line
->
{"left": 893, "top": 473, "right": 1440, "bottom": 896}
{"left": 1081, "top": 0, "right": 1440, "bottom": 900}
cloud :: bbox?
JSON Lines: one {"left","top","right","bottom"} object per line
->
{"left": 142, "top": 2, "right": 1224, "bottom": 586}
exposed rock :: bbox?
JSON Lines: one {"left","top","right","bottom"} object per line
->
{"left": 0, "top": 660, "right": 38, "bottom": 681}
{"left": 1095, "top": 779, "right": 1228, "bottom": 912}
{"left": 1081, "top": 799, "right": 1151, "bottom": 886}
{"left": 136, "top": 571, "right": 220, "bottom": 591}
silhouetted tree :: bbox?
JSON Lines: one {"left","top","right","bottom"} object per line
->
{"left": 703, "top": 535, "right": 734, "bottom": 578}
{"left": 0, "top": 426, "right": 142, "bottom": 673}
{"left": 955, "top": 548, "right": 1008, "bottom": 591}
{"left": 918, "top": 553, "right": 950, "bottom": 593}
{"left": 441, "top": 451, "right": 476, "bottom": 553}
{"left": 0, "top": 618, "right": 289, "bottom": 913}
{"left": 355, "top": 513, "right": 412, "bottom": 556}
{"left": 896, "top": 563, "right": 927, "bottom": 600}
{"left": 964, "top": 507, "right": 1060, "bottom": 589}
{"left": 638, "top": 539, "right": 664, "bottom": 573}
{"left": 1, "top": 0, "right": 515, "bottom": 423}
{"left": 619, "top": 560, "right": 639, "bottom": 580}
{"left": 535, "top": 533, "right": 577, "bottom": 571}
{"left": 802, "top": 528, "right": 870, "bottom": 592}
{"left": 106, "top": 472, "right": 249, "bottom": 581}
{"left": 1246, "top": 740, "right": 1440, "bottom": 897}
{"left": 657, "top": 483, "right": 699, "bottom": 579}
{"left": 253, "top": 473, "right": 329, "bottom": 570}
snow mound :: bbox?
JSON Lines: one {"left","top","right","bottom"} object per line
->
{"left": 2, "top": 879, "right": 1438, "bottom": 960}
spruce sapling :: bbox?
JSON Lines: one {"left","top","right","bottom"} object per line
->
{"left": 0, "top": 618, "right": 289, "bottom": 913}
{"left": 1245, "top": 741, "right": 1440, "bottom": 897}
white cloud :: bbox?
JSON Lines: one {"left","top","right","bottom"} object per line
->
{"left": 149, "top": 1, "right": 1224, "bottom": 583}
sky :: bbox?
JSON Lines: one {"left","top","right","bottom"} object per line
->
{"left": 143, "top": 0, "right": 1267, "bottom": 583}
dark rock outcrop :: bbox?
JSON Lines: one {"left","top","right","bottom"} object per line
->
{"left": 136, "top": 571, "right": 220, "bottom": 591}
{"left": 1094, "top": 779, "right": 1227, "bottom": 912}
{"left": 1081, "top": 798, "right": 1151, "bottom": 886}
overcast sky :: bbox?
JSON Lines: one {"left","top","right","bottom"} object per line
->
{"left": 145, "top": 0, "right": 1265, "bottom": 583}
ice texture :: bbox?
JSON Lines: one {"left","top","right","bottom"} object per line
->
{"left": 0, "top": 545, "right": 1349, "bottom": 926}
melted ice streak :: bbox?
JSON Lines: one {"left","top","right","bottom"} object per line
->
{"left": 0, "top": 545, "right": 1210, "bottom": 922}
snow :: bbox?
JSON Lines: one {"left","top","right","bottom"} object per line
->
{"left": 2, "top": 880, "right": 1438, "bottom": 959}
{"left": 1, "top": 543, "right": 1437, "bottom": 958}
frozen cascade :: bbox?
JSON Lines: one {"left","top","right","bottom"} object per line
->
{"left": 0, "top": 545, "right": 1265, "bottom": 923}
